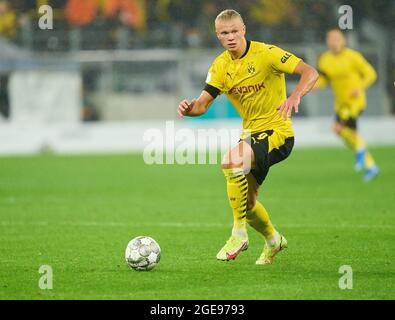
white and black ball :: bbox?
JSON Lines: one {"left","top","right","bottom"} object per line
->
{"left": 125, "top": 236, "right": 161, "bottom": 271}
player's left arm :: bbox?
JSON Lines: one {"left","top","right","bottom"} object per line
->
{"left": 353, "top": 52, "right": 377, "bottom": 89}
{"left": 277, "top": 61, "right": 319, "bottom": 119}
{"left": 313, "top": 55, "right": 330, "bottom": 90}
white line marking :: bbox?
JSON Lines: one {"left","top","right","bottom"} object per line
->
{"left": 0, "top": 221, "right": 394, "bottom": 229}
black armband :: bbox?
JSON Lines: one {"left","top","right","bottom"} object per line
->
{"left": 204, "top": 84, "right": 220, "bottom": 99}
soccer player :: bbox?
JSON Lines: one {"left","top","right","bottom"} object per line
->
{"left": 315, "top": 29, "right": 379, "bottom": 181}
{"left": 177, "top": 9, "right": 318, "bottom": 264}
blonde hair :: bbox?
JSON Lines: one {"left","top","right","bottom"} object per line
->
{"left": 327, "top": 28, "right": 345, "bottom": 36}
{"left": 215, "top": 9, "right": 244, "bottom": 24}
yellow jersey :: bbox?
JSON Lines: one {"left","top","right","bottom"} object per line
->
{"left": 316, "top": 48, "right": 377, "bottom": 117}
{"left": 205, "top": 40, "right": 301, "bottom": 137}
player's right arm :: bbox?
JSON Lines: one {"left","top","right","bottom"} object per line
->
{"left": 177, "top": 90, "right": 214, "bottom": 117}
{"left": 314, "top": 72, "right": 329, "bottom": 89}
{"left": 177, "top": 57, "right": 224, "bottom": 118}
{"left": 313, "top": 55, "right": 330, "bottom": 90}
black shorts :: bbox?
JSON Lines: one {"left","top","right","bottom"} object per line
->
{"left": 335, "top": 114, "right": 358, "bottom": 129}
{"left": 242, "top": 130, "right": 294, "bottom": 185}
{"left": 335, "top": 109, "right": 363, "bottom": 130}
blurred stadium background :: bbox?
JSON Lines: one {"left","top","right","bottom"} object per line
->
{"left": 0, "top": 0, "right": 394, "bottom": 154}
{"left": 1, "top": 0, "right": 395, "bottom": 301}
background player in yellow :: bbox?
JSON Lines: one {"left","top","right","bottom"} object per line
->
{"left": 177, "top": 9, "right": 319, "bottom": 265}
{"left": 315, "top": 29, "right": 379, "bottom": 181}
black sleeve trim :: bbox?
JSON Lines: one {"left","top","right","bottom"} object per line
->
{"left": 204, "top": 83, "right": 220, "bottom": 99}
{"left": 240, "top": 40, "right": 251, "bottom": 59}
{"left": 318, "top": 70, "right": 329, "bottom": 80}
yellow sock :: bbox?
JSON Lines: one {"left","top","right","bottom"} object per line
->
{"left": 340, "top": 127, "right": 376, "bottom": 168}
{"left": 222, "top": 168, "right": 248, "bottom": 238}
{"left": 339, "top": 127, "right": 365, "bottom": 151}
{"left": 246, "top": 201, "right": 276, "bottom": 240}
{"left": 364, "top": 151, "right": 376, "bottom": 168}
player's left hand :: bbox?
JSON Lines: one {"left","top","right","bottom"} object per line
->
{"left": 350, "top": 88, "right": 360, "bottom": 98}
{"left": 277, "top": 94, "right": 301, "bottom": 120}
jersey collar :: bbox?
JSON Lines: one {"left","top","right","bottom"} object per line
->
{"left": 228, "top": 39, "right": 251, "bottom": 61}
{"left": 239, "top": 40, "right": 251, "bottom": 59}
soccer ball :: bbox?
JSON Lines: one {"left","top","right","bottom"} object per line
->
{"left": 125, "top": 236, "right": 161, "bottom": 271}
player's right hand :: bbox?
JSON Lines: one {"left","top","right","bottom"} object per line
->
{"left": 177, "top": 99, "right": 196, "bottom": 117}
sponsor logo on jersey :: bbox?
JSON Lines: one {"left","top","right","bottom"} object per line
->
{"left": 228, "top": 82, "right": 265, "bottom": 95}
{"left": 281, "top": 53, "right": 292, "bottom": 63}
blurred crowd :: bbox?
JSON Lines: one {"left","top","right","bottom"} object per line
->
{"left": 0, "top": 0, "right": 392, "bottom": 50}
{"left": 0, "top": 0, "right": 394, "bottom": 118}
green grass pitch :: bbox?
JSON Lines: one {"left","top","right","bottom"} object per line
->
{"left": 0, "top": 146, "right": 394, "bottom": 300}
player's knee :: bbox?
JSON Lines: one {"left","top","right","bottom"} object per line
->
{"left": 221, "top": 161, "right": 236, "bottom": 170}
{"left": 333, "top": 123, "right": 343, "bottom": 135}
{"left": 221, "top": 154, "right": 243, "bottom": 170}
